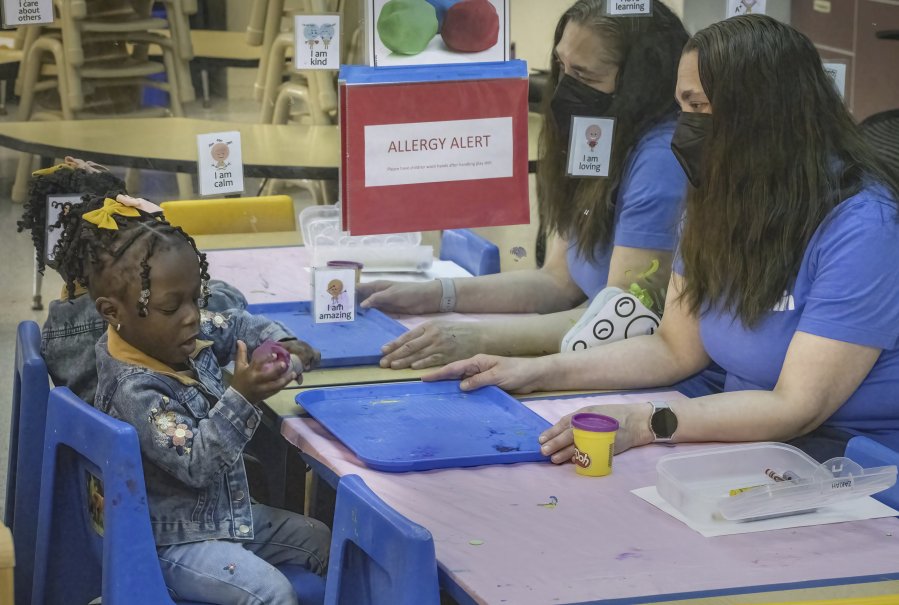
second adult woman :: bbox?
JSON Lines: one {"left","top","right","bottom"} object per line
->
{"left": 358, "top": 0, "right": 691, "bottom": 370}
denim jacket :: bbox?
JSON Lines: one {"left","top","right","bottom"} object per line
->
{"left": 42, "top": 280, "right": 247, "bottom": 403}
{"left": 93, "top": 308, "right": 291, "bottom": 546}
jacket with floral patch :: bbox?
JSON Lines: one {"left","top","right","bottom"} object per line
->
{"left": 93, "top": 308, "right": 291, "bottom": 546}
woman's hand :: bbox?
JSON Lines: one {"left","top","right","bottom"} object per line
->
{"left": 357, "top": 280, "right": 443, "bottom": 315}
{"left": 380, "top": 320, "right": 484, "bottom": 369}
{"left": 538, "top": 403, "right": 653, "bottom": 464}
{"left": 230, "top": 340, "right": 297, "bottom": 404}
{"left": 423, "top": 354, "right": 547, "bottom": 394}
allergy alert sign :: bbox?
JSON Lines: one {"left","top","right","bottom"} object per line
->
{"left": 364, "top": 117, "right": 513, "bottom": 187}
{"left": 197, "top": 131, "right": 244, "bottom": 196}
{"left": 566, "top": 116, "right": 615, "bottom": 178}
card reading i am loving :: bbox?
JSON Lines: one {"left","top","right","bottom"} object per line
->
{"left": 313, "top": 267, "right": 356, "bottom": 324}
{"left": 566, "top": 116, "right": 615, "bottom": 178}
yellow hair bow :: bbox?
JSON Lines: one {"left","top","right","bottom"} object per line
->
{"left": 82, "top": 197, "right": 141, "bottom": 230}
{"left": 32, "top": 163, "right": 74, "bottom": 177}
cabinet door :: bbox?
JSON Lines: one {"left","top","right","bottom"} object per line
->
{"left": 792, "top": 0, "right": 856, "bottom": 51}
{"left": 853, "top": 0, "right": 899, "bottom": 120}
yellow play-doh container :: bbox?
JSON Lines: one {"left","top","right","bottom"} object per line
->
{"left": 571, "top": 413, "right": 619, "bottom": 477}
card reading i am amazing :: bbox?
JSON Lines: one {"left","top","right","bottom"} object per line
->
{"left": 313, "top": 267, "right": 356, "bottom": 324}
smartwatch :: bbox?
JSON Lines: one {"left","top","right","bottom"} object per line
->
{"left": 649, "top": 401, "right": 678, "bottom": 442}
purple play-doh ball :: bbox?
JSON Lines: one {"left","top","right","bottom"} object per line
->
{"left": 441, "top": 0, "right": 499, "bottom": 53}
{"left": 252, "top": 340, "right": 291, "bottom": 372}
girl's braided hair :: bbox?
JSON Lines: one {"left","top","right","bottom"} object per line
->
{"left": 17, "top": 167, "right": 126, "bottom": 273}
{"left": 53, "top": 194, "right": 211, "bottom": 317}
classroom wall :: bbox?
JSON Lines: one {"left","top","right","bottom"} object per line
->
{"left": 509, "top": 0, "right": 688, "bottom": 71}
{"left": 681, "top": 0, "right": 791, "bottom": 32}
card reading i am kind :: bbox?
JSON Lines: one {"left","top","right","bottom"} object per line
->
{"left": 566, "top": 116, "right": 615, "bottom": 178}
{"left": 294, "top": 14, "right": 341, "bottom": 70}
{"left": 313, "top": 267, "right": 356, "bottom": 324}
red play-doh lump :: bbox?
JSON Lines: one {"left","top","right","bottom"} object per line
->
{"left": 441, "top": 0, "right": 499, "bottom": 53}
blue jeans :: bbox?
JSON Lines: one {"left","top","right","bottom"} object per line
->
{"left": 157, "top": 504, "right": 330, "bottom": 605}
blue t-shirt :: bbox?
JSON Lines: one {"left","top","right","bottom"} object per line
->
{"left": 567, "top": 120, "right": 686, "bottom": 300}
{"left": 677, "top": 187, "right": 899, "bottom": 449}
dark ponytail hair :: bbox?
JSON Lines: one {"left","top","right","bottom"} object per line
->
{"left": 17, "top": 167, "right": 126, "bottom": 272}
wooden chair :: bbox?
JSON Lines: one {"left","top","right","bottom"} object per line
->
{"left": 160, "top": 195, "right": 297, "bottom": 235}
{"left": 0, "top": 523, "right": 11, "bottom": 605}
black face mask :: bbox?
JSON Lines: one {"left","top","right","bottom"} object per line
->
{"left": 550, "top": 74, "right": 614, "bottom": 145}
{"left": 670, "top": 112, "right": 713, "bottom": 188}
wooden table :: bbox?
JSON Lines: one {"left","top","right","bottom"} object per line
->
{"left": 0, "top": 113, "right": 544, "bottom": 179}
{"left": 0, "top": 117, "right": 340, "bottom": 179}
{"left": 281, "top": 390, "right": 899, "bottom": 605}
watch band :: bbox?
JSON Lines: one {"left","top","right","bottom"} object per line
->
{"left": 649, "top": 400, "right": 677, "bottom": 443}
{"left": 438, "top": 278, "right": 457, "bottom": 313}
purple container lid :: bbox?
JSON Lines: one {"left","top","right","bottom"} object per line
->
{"left": 571, "top": 413, "right": 619, "bottom": 433}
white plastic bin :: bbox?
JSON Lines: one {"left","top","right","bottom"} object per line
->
{"left": 299, "top": 204, "right": 433, "bottom": 272}
{"left": 657, "top": 442, "right": 897, "bottom": 522}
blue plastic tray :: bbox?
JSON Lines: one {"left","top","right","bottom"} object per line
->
{"left": 247, "top": 301, "right": 406, "bottom": 368}
{"left": 296, "top": 381, "right": 552, "bottom": 472}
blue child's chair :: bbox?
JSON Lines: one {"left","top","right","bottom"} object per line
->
{"left": 4, "top": 321, "right": 50, "bottom": 605}
{"left": 845, "top": 436, "right": 899, "bottom": 509}
{"left": 440, "top": 229, "right": 501, "bottom": 276}
{"left": 325, "top": 474, "right": 440, "bottom": 605}
{"left": 30, "top": 387, "right": 325, "bottom": 605}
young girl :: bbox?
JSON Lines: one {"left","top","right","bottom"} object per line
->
{"left": 53, "top": 195, "right": 328, "bottom": 605}
{"left": 19, "top": 158, "right": 246, "bottom": 403}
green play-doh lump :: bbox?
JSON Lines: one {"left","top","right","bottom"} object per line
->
{"left": 377, "top": 0, "right": 439, "bottom": 55}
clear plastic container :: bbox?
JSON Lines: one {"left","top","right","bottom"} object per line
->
{"left": 656, "top": 442, "right": 897, "bottom": 522}
{"left": 299, "top": 204, "right": 433, "bottom": 272}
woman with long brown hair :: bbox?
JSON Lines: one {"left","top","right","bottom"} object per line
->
{"left": 427, "top": 15, "right": 899, "bottom": 462}
{"left": 358, "top": 0, "right": 691, "bottom": 371}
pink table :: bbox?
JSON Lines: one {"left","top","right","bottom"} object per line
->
{"left": 281, "top": 391, "right": 899, "bottom": 605}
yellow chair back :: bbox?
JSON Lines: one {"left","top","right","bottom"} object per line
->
{"left": 160, "top": 195, "right": 296, "bottom": 235}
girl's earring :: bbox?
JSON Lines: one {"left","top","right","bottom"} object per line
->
{"left": 116, "top": 323, "right": 122, "bottom": 332}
